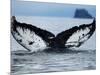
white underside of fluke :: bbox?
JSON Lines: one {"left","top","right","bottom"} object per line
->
{"left": 12, "top": 26, "right": 47, "bottom": 52}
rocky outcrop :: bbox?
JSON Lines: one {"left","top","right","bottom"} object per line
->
{"left": 74, "top": 9, "right": 93, "bottom": 18}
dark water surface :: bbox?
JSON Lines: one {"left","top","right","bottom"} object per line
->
{"left": 11, "top": 49, "right": 96, "bottom": 75}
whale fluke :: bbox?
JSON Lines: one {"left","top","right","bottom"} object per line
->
{"left": 11, "top": 16, "right": 96, "bottom": 52}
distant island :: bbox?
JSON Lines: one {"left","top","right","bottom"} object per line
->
{"left": 74, "top": 9, "right": 93, "bottom": 19}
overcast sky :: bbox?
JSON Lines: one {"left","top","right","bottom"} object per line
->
{"left": 11, "top": 0, "right": 96, "bottom": 17}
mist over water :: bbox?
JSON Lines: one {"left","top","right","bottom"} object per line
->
{"left": 11, "top": 16, "right": 96, "bottom": 74}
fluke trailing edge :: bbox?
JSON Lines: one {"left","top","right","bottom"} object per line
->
{"left": 11, "top": 16, "right": 96, "bottom": 52}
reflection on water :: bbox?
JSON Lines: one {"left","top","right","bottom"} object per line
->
{"left": 11, "top": 49, "right": 96, "bottom": 75}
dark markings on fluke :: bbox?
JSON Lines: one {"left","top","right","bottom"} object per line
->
{"left": 11, "top": 16, "right": 96, "bottom": 52}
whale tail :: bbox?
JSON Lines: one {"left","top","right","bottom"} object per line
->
{"left": 11, "top": 16, "right": 96, "bottom": 52}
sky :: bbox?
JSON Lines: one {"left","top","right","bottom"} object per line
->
{"left": 11, "top": 0, "right": 96, "bottom": 17}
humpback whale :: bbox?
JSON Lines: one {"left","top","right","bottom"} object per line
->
{"left": 11, "top": 16, "right": 96, "bottom": 52}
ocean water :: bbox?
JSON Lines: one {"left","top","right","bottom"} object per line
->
{"left": 11, "top": 49, "right": 96, "bottom": 75}
{"left": 11, "top": 16, "right": 96, "bottom": 75}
